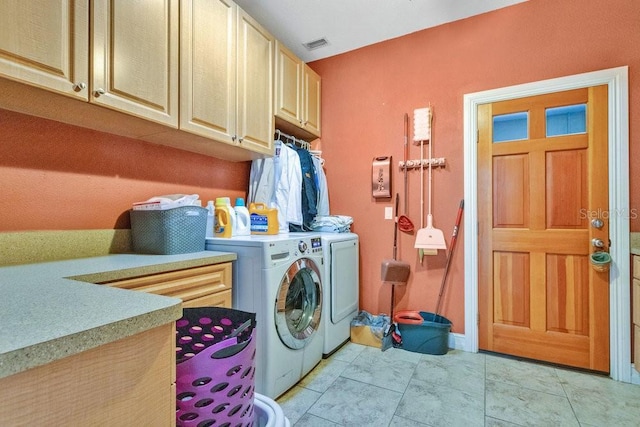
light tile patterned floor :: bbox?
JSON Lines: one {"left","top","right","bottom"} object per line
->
{"left": 276, "top": 343, "right": 640, "bottom": 426}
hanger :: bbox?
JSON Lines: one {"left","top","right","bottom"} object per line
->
{"left": 274, "top": 129, "right": 310, "bottom": 150}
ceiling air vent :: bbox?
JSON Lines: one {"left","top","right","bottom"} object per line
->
{"left": 303, "top": 38, "right": 329, "bottom": 51}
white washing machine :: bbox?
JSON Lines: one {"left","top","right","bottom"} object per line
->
{"left": 205, "top": 234, "right": 324, "bottom": 399}
{"left": 318, "top": 232, "right": 359, "bottom": 357}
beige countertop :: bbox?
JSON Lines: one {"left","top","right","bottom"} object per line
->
{"left": 0, "top": 251, "right": 236, "bottom": 379}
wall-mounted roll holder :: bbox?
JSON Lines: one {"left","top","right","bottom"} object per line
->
{"left": 398, "top": 158, "right": 446, "bottom": 170}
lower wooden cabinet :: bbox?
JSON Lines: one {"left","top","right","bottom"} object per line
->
{"left": 100, "top": 263, "right": 233, "bottom": 308}
{"left": 0, "top": 323, "right": 175, "bottom": 425}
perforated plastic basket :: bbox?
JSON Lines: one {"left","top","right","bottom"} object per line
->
{"left": 130, "top": 206, "right": 207, "bottom": 255}
{"left": 175, "top": 307, "right": 257, "bottom": 427}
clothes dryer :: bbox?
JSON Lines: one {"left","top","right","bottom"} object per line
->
{"left": 206, "top": 234, "right": 324, "bottom": 399}
{"left": 318, "top": 233, "right": 359, "bottom": 357}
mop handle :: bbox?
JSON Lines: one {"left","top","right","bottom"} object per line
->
{"left": 428, "top": 136, "right": 432, "bottom": 216}
{"left": 420, "top": 140, "right": 424, "bottom": 228}
{"left": 434, "top": 200, "right": 464, "bottom": 317}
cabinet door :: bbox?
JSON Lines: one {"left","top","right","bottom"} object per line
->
{"left": 303, "top": 64, "right": 322, "bottom": 137}
{"left": 236, "top": 7, "right": 274, "bottom": 155}
{"left": 180, "top": 0, "right": 236, "bottom": 144}
{"left": 274, "top": 41, "right": 302, "bottom": 126}
{"left": 183, "top": 289, "right": 232, "bottom": 309}
{"left": 0, "top": 324, "right": 175, "bottom": 425}
{"left": 92, "top": 0, "right": 179, "bottom": 127}
{"left": 0, "top": 0, "right": 89, "bottom": 100}
{"left": 102, "top": 263, "right": 232, "bottom": 307}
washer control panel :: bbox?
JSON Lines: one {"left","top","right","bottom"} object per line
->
{"left": 310, "top": 237, "right": 323, "bottom": 254}
{"left": 297, "top": 237, "right": 323, "bottom": 255}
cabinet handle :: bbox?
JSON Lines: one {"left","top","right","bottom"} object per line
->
{"left": 73, "top": 82, "right": 86, "bottom": 92}
{"left": 231, "top": 135, "right": 237, "bottom": 142}
{"left": 94, "top": 88, "right": 106, "bottom": 97}
{"left": 238, "top": 137, "right": 244, "bottom": 143}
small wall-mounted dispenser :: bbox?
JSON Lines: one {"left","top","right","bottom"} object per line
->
{"left": 372, "top": 156, "right": 392, "bottom": 198}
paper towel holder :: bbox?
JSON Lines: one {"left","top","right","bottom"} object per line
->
{"left": 372, "top": 156, "right": 392, "bottom": 198}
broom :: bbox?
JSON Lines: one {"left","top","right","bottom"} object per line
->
{"left": 413, "top": 107, "right": 446, "bottom": 261}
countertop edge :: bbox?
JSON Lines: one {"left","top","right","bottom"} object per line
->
{"left": 68, "top": 253, "right": 237, "bottom": 283}
{"left": 0, "top": 302, "right": 182, "bottom": 379}
{"left": 0, "top": 250, "right": 235, "bottom": 379}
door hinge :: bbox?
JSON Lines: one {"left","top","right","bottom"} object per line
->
{"left": 477, "top": 129, "right": 479, "bottom": 144}
{"left": 477, "top": 312, "right": 480, "bottom": 326}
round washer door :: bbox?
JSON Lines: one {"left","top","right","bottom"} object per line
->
{"left": 274, "top": 257, "right": 323, "bottom": 350}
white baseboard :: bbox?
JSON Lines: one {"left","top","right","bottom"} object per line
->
{"left": 450, "top": 332, "right": 466, "bottom": 351}
{"left": 631, "top": 365, "right": 640, "bottom": 385}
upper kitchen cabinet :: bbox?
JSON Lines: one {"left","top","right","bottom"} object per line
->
{"left": 180, "top": 0, "right": 274, "bottom": 156}
{"left": 274, "top": 41, "right": 321, "bottom": 139}
{"left": 302, "top": 64, "right": 321, "bottom": 137}
{"left": 92, "top": 0, "right": 179, "bottom": 127}
{"left": 0, "top": 0, "right": 89, "bottom": 100}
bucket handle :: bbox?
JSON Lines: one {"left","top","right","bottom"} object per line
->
{"left": 393, "top": 310, "right": 423, "bottom": 325}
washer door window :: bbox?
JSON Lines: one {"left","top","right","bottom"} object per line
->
{"left": 275, "top": 258, "right": 323, "bottom": 350}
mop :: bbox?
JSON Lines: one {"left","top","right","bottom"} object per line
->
{"left": 413, "top": 107, "right": 446, "bottom": 262}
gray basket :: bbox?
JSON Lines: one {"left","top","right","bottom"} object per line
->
{"left": 130, "top": 206, "right": 207, "bottom": 255}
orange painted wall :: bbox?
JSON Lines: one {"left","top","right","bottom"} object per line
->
{"left": 1, "top": 0, "right": 638, "bottom": 335}
{"left": 311, "top": 0, "right": 640, "bottom": 332}
{"left": 0, "top": 109, "right": 250, "bottom": 230}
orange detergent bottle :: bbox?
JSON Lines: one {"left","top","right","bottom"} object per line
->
{"left": 249, "top": 203, "right": 279, "bottom": 235}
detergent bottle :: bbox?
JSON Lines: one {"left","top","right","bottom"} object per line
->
{"left": 249, "top": 203, "right": 279, "bottom": 235}
{"left": 234, "top": 198, "right": 251, "bottom": 236}
{"left": 220, "top": 197, "right": 236, "bottom": 236}
{"left": 214, "top": 198, "right": 234, "bottom": 238}
{"left": 205, "top": 200, "right": 215, "bottom": 238}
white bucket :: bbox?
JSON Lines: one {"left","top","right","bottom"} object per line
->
{"left": 254, "top": 393, "right": 291, "bottom": 427}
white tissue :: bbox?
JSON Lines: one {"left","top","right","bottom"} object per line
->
{"left": 413, "top": 107, "right": 432, "bottom": 143}
{"left": 132, "top": 194, "right": 200, "bottom": 210}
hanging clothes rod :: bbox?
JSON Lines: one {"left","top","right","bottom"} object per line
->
{"left": 275, "top": 129, "right": 310, "bottom": 150}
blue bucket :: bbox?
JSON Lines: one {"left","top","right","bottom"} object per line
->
{"left": 394, "top": 311, "right": 451, "bottom": 355}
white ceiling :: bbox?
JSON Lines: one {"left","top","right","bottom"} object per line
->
{"left": 234, "top": 0, "right": 528, "bottom": 62}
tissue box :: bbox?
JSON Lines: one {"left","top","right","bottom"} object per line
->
{"left": 130, "top": 206, "right": 207, "bottom": 255}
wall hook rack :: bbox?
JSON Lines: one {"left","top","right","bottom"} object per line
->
{"left": 398, "top": 158, "right": 446, "bottom": 170}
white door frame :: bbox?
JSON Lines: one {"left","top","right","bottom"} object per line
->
{"left": 463, "top": 66, "right": 631, "bottom": 382}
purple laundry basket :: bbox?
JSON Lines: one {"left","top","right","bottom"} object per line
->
{"left": 175, "top": 307, "right": 257, "bottom": 427}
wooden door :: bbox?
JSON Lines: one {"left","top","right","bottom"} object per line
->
{"left": 180, "top": 0, "right": 237, "bottom": 143}
{"left": 274, "top": 40, "right": 302, "bottom": 127}
{"left": 303, "top": 64, "right": 322, "bottom": 137}
{"left": 478, "top": 86, "right": 610, "bottom": 372}
{"left": 92, "top": 0, "right": 179, "bottom": 127}
{"left": 236, "top": 7, "right": 274, "bottom": 155}
{"left": 0, "top": 0, "right": 89, "bottom": 100}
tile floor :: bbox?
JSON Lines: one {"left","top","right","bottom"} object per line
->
{"left": 276, "top": 342, "right": 640, "bottom": 426}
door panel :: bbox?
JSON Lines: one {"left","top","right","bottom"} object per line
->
{"left": 493, "top": 155, "right": 529, "bottom": 228}
{"left": 493, "top": 251, "right": 530, "bottom": 327}
{"left": 546, "top": 150, "right": 587, "bottom": 229}
{"left": 478, "top": 86, "right": 609, "bottom": 372}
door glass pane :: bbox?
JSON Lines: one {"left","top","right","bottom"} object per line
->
{"left": 546, "top": 104, "right": 586, "bottom": 137}
{"left": 493, "top": 112, "right": 528, "bottom": 143}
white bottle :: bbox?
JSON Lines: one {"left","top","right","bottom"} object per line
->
{"left": 234, "top": 198, "right": 251, "bottom": 236}
{"left": 205, "top": 200, "right": 214, "bottom": 238}
{"left": 221, "top": 197, "right": 236, "bottom": 236}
